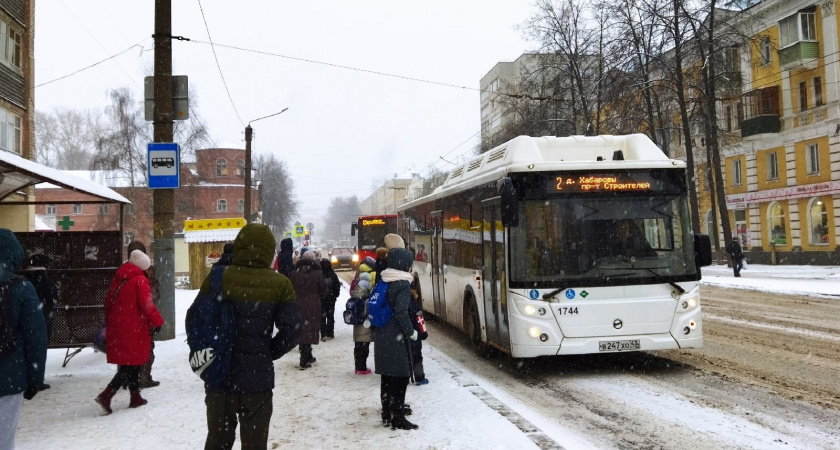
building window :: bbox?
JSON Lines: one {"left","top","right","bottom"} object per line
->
{"left": 46, "top": 204, "right": 56, "bottom": 215}
{"left": 123, "top": 232, "right": 135, "bottom": 246}
{"left": 769, "top": 202, "right": 786, "bottom": 245}
{"left": 725, "top": 105, "right": 732, "bottom": 132}
{"left": 72, "top": 204, "right": 83, "bottom": 215}
{"left": 799, "top": 81, "right": 808, "bottom": 111}
{"left": 808, "top": 197, "right": 828, "bottom": 245}
{"left": 237, "top": 159, "right": 245, "bottom": 177}
{"left": 767, "top": 152, "right": 778, "bottom": 180}
{"left": 217, "top": 199, "right": 227, "bottom": 212}
{"left": 216, "top": 159, "right": 228, "bottom": 177}
{"left": 760, "top": 36, "right": 772, "bottom": 65}
{"left": 705, "top": 210, "right": 717, "bottom": 246}
{"left": 125, "top": 203, "right": 135, "bottom": 215}
{"left": 779, "top": 11, "right": 816, "bottom": 48}
{"left": 0, "top": 20, "right": 21, "bottom": 70}
{"left": 734, "top": 209, "right": 748, "bottom": 249}
{"left": 814, "top": 77, "right": 823, "bottom": 106}
{"left": 732, "top": 159, "right": 742, "bottom": 186}
{"left": 99, "top": 204, "right": 110, "bottom": 214}
{"left": 0, "top": 107, "right": 21, "bottom": 154}
{"left": 238, "top": 199, "right": 244, "bottom": 213}
{"left": 806, "top": 143, "right": 820, "bottom": 174}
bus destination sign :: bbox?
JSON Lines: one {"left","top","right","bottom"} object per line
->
{"left": 362, "top": 218, "right": 386, "bottom": 226}
{"left": 548, "top": 173, "right": 654, "bottom": 193}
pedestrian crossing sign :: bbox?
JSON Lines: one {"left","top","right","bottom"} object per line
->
{"left": 294, "top": 225, "right": 306, "bottom": 237}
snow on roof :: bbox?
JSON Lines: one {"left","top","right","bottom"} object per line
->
{"left": 0, "top": 151, "right": 130, "bottom": 203}
{"left": 36, "top": 170, "right": 144, "bottom": 189}
{"left": 184, "top": 228, "right": 241, "bottom": 243}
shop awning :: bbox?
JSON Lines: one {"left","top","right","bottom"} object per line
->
{"left": 0, "top": 150, "right": 129, "bottom": 203}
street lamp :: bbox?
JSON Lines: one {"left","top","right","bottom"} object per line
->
{"left": 244, "top": 107, "right": 289, "bottom": 223}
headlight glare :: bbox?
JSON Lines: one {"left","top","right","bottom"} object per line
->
{"left": 528, "top": 327, "right": 541, "bottom": 338}
{"left": 524, "top": 305, "right": 536, "bottom": 315}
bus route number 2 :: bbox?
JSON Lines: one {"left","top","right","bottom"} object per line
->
{"left": 558, "top": 306, "right": 579, "bottom": 315}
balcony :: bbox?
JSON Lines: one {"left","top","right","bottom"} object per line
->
{"left": 741, "top": 115, "right": 780, "bottom": 138}
{"left": 778, "top": 41, "right": 820, "bottom": 70}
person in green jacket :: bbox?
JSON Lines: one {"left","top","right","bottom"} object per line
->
{"left": 0, "top": 228, "right": 47, "bottom": 450}
{"left": 199, "top": 223, "right": 303, "bottom": 450}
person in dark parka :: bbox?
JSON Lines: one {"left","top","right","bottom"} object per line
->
{"left": 290, "top": 251, "right": 325, "bottom": 369}
{"left": 18, "top": 254, "right": 56, "bottom": 353}
{"left": 319, "top": 258, "right": 341, "bottom": 341}
{"left": 374, "top": 247, "right": 420, "bottom": 430}
{"left": 198, "top": 223, "right": 302, "bottom": 450}
{"left": 275, "top": 238, "right": 294, "bottom": 277}
{"left": 0, "top": 229, "right": 47, "bottom": 450}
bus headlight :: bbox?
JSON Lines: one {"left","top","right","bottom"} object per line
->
{"left": 524, "top": 305, "right": 536, "bottom": 315}
{"left": 681, "top": 297, "right": 698, "bottom": 309}
{"left": 528, "top": 327, "right": 541, "bottom": 338}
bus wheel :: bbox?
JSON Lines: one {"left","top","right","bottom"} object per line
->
{"left": 466, "top": 296, "right": 489, "bottom": 358}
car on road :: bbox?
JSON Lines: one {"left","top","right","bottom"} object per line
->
{"left": 329, "top": 246, "right": 358, "bottom": 271}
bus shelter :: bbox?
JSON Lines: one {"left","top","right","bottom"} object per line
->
{"left": 1, "top": 150, "right": 130, "bottom": 365}
{"left": 184, "top": 218, "right": 243, "bottom": 288}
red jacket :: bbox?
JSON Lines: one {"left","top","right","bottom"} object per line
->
{"left": 104, "top": 262, "right": 164, "bottom": 366}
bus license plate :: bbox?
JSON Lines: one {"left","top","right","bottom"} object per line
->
{"left": 598, "top": 339, "right": 640, "bottom": 352}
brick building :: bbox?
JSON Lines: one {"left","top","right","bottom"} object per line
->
{"left": 34, "top": 147, "right": 258, "bottom": 255}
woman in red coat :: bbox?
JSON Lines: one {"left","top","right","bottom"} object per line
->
{"left": 95, "top": 250, "right": 164, "bottom": 414}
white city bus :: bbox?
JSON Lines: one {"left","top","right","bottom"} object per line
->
{"left": 397, "top": 135, "right": 712, "bottom": 358}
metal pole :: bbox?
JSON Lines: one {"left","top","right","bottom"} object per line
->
{"left": 244, "top": 125, "right": 253, "bottom": 223}
{"left": 152, "top": 0, "right": 175, "bottom": 340}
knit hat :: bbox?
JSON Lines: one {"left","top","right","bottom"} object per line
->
{"left": 303, "top": 250, "right": 317, "bottom": 260}
{"left": 384, "top": 233, "right": 405, "bottom": 250}
{"left": 359, "top": 272, "right": 371, "bottom": 282}
{"left": 128, "top": 249, "right": 151, "bottom": 271}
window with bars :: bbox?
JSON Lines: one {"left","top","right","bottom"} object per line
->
{"left": 216, "top": 159, "right": 228, "bottom": 177}
{"left": 742, "top": 86, "right": 780, "bottom": 119}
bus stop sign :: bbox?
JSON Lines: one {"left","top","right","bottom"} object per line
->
{"left": 148, "top": 143, "right": 180, "bottom": 189}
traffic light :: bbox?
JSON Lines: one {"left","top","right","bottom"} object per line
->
{"left": 304, "top": 234, "right": 310, "bottom": 241}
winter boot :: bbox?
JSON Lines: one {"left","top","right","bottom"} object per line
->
{"left": 390, "top": 413, "right": 419, "bottom": 430}
{"left": 95, "top": 387, "right": 117, "bottom": 414}
{"left": 381, "top": 400, "right": 391, "bottom": 427}
{"left": 128, "top": 390, "right": 148, "bottom": 408}
{"left": 401, "top": 404, "right": 413, "bottom": 416}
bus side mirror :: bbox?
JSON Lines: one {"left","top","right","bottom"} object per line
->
{"left": 694, "top": 234, "right": 712, "bottom": 267}
{"left": 350, "top": 223, "right": 357, "bottom": 236}
{"left": 498, "top": 177, "right": 519, "bottom": 227}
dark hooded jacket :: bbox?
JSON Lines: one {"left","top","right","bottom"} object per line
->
{"left": 214, "top": 242, "right": 234, "bottom": 267}
{"left": 373, "top": 248, "right": 415, "bottom": 378}
{"left": 198, "top": 223, "right": 302, "bottom": 394}
{"left": 0, "top": 228, "right": 47, "bottom": 397}
{"left": 276, "top": 238, "right": 294, "bottom": 277}
{"left": 289, "top": 257, "right": 325, "bottom": 345}
{"left": 319, "top": 259, "right": 341, "bottom": 305}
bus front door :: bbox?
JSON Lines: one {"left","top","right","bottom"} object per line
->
{"left": 430, "top": 211, "right": 446, "bottom": 320}
{"left": 482, "top": 201, "right": 510, "bottom": 352}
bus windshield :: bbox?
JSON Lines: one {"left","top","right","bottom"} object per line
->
{"left": 358, "top": 221, "right": 392, "bottom": 251}
{"left": 509, "top": 194, "right": 697, "bottom": 287}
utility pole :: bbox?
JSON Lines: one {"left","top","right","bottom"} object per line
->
{"left": 152, "top": 0, "right": 175, "bottom": 340}
{"left": 244, "top": 125, "right": 253, "bottom": 222}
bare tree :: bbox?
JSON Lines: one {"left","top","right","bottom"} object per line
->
{"left": 255, "top": 152, "right": 298, "bottom": 238}
{"left": 35, "top": 108, "right": 103, "bottom": 169}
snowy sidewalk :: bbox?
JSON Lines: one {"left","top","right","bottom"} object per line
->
{"left": 15, "top": 283, "right": 551, "bottom": 450}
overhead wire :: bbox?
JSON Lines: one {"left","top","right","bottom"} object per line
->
{"left": 195, "top": 0, "right": 245, "bottom": 128}
{"left": 34, "top": 39, "right": 150, "bottom": 89}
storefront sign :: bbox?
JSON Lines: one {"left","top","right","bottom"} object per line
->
{"left": 185, "top": 218, "right": 245, "bottom": 231}
{"left": 726, "top": 180, "right": 840, "bottom": 208}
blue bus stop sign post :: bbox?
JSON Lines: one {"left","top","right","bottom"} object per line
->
{"left": 148, "top": 143, "right": 180, "bottom": 189}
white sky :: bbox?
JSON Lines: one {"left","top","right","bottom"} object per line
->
{"left": 34, "top": 1, "right": 537, "bottom": 228}
{"left": 13, "top": 263, "right": 840, "bottom": 449}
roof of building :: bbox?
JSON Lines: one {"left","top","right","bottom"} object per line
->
{"left": 0, "top": 151, "right": 130, "bottom": 203}
{"left": 184, "top": 227, "right": 241, "bottom": 243}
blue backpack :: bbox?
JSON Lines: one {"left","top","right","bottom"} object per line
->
{"left": 343, "top": 297, "right": 367, "bottom": 325}
{"left": 186, "top": 265, "right": 237, "bottom": 390}
{"left": 366, "top": 281, "right": 392, "bottom": 327}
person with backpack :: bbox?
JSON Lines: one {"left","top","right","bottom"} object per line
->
{"left": 349, "top": 258, "right": 376, "bottom": 375}
{"left": 319, "top": 258, "right": 341, "bottom": 342}
{"left": 373, "top": 247, "right": 420, "bottom": 430}
{"left": 290, "top": 250, "right": 325, "bottom": 369}
{"left": 197, "top": 223, "right": 302, "bottom": 449}
{"left": 94, "top": 250, "right": 165, "bottom": 414}
{"left": 0, "top": 228, "right": 47, "bottom": 450}
{"left": 17, "top": 253, "right": 56, "bottom": 391}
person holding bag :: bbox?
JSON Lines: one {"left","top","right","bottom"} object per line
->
{"left": 94, "top": 250, "right": 164, "bottom": 414}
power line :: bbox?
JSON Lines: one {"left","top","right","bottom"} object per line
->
{"left": 34, "top": 39, "right": 149, "bottom": 89}
{"left": 195, "top": 0, "right": 245, "bottom": 128}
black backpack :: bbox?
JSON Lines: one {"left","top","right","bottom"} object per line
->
{"left": 0, "top": 276, "right": 23, "bottom": 358}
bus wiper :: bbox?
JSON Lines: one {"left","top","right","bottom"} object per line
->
{"left": 542, "top": 286, "right": 567, "bottom": 300}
